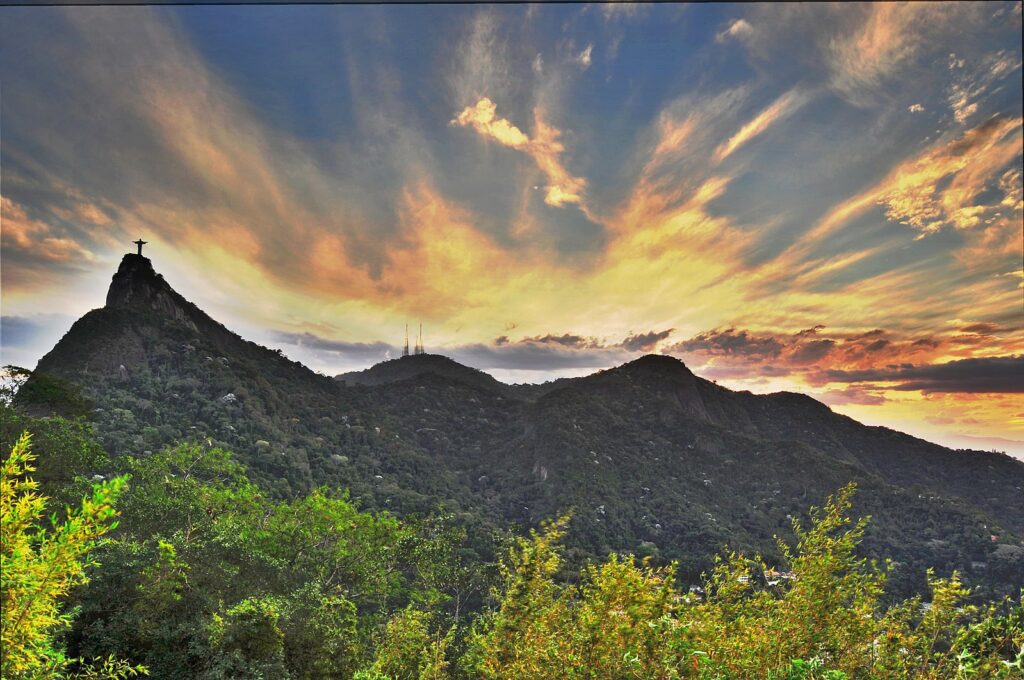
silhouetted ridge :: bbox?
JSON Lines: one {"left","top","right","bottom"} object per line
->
{"left": 337, "top": 353, "right": 511, "bottom": 396}
{"left": 21, "top": 255, "right": 1024, "bottom": 601}
{"left": 613, "top": 353, "right": 694, "bottom": 377}
{"left": 35, "top": 254, "right": 331, "bottom": 396}
{"left": 765, "top": 390, "right": 833, "bottom": 413}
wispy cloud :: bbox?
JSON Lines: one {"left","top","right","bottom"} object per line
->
{"left": 878, "top": 116, "right": 1022, "bottom": 237}
{"left": 451, "top": 97, "right": 589, "bottom": 209}
{"left": 713, "top": 88, "right": 809, "bottom": 162}
{"left": 716, "top": 18, "right": 753, "bottom": 44}
{"left": 600, "top": 3, "right": 646, "bottom": 22}
{"left": 1, "top": 197, "right": 96, "bottom": 265}
{"left": 947, "top": 50, "right": 1021, "bottom": 124}
{"left": 576, "top": 43, "right": 593, "bottom": 70}
{"left": 449, "top": 11, "right": 512, "bottom": 108}
{"left": 825, "top": 3, "right": 979, "bottom": 105}
{"left": 769, "top": 114, "right": 1023, "bottom": 287}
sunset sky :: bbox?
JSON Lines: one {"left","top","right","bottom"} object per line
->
{"left": 1, "top": 3, "right": 1022, "bottom": 455}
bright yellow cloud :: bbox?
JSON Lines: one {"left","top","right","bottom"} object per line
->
{"left": 450, "top": 97, "right": 530, "bottom": 148}
{"left": 451, "top": 97, "right": 589, "bottom": 209}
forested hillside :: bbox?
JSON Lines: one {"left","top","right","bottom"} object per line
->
{"left": 2, "top": 416, "right": 1022, "bottom": 678}
{"left": 17, "top": 254, "right": 1024, "bottom": 603}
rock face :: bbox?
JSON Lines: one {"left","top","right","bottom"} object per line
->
{"left": 34, "top": 254, "right": 263, "bottom": 380}
{"left": 105, "top": 254, "right": 198, "bottom": 331}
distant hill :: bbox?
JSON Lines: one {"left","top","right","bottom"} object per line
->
{"left": 337, "top": 353, "right": 513, "bottom": 396}
{"left": 20, "top": 254, "right": 1024, "bottom": 600}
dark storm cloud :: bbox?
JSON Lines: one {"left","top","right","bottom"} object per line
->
{"left": 620, "top": 328, "right": 674, "bottom": 352}
{"left": 818, "top": 355, "right": 1024, "bottom": 393}
{"left": 449, "top": 328, "right": 673, "bottom": 370}
{"left": 669, "top": 328, "right": 784, "bottom": 358}
{"left": 523, "top": 333, "right": 593, "bottom": 348}
{"left": 795, "top": 325, "right": 826, "bottom": 338}
{"left": 668, "top": 326, "right": 951, "bottom": 375}
{"left": 788, "top": 339, "right": 836, "bottom": 364}
{"left": 502, "top": 328, "right": 673, "bottom": 356}
{"left": 958, "top": 322, "right": 1001, "bottom": 334}
{"left": 818, "top": 386, "right": 888, "bottom": 406}
{"left": 662, "top": 325, "right": 1021, "bottom": 397}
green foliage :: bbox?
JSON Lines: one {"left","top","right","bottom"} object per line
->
{"left": 456, "top": 486, "right": 1023, "bottom": 679}
{"left": 12, "top": 272, "right": 1024, "bottom": 678}
{"left": 276, "top": 583, "right": 359, "bottom": 679}
{"left": 1, "top": 404, "right": 112, "bottom": 512}
{"left": 367, "top": 607, "right": 454, "bottom": 680}
{"left": 464, "top": 514, "right": 690, "bottom": 679}
{"left": 203, "top": 596, "right": 288, "bottom": 679}
{"left": 60, "top": 440, "right": 474, "bottom": 679}
{"left": 0, "top": 432, "right": 144, "bottom": 679}
{"left": 66, "top": 656, "right": 148, "bottom": 680}
{"left": 10, "top": 367, "right": 92, "bottom": 418}
{"left": 7, "top": 408, "right": 1021, "bottom": 679}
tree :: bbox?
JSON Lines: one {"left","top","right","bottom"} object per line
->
{"left": 456, "top": 486, "right": 1023, "bottom": 679}
{"left": 0, "top": 432, "right": 144, "bottom": 678}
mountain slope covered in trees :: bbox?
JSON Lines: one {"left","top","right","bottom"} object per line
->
{"left": 19, "top": 254, "right": 1024, "bottom": 600}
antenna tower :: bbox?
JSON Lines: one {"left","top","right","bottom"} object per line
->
{"left": 403, "top": 324, "right": 410, "bottom": 357}
{"left": 415, "top": 323, "right": 424, "bottom": 355}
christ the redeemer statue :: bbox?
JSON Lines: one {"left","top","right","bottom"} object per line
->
{"left": 134, "top": 239, "right": 148, "bottom": 256}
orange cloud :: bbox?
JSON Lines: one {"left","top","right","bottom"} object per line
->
{"left": 768, "top": 115, "right": 1023, "bottom": 287}
{"left": 713, "top": 88, "right": 808, "bottom": 162}
{"left": 825, "top": 3, "right": 977, "bottom": 104}
{"left": 1, "top": 196, "right": 95, "bottom": 264}
{"left": 451, "top": 97, "right": 588, "bottom": 209}
{"left": 947, "top": 50, "right": 1021, "bottom": 125}
{"left": 885, "top": 117, "right": 1023, "bottom": 235}
{"left": 450, "top": 97, "right": 530, "bottom": 148}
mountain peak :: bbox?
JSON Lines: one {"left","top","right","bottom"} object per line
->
{"left": 336, "top": 353, "right": 511, "bottom": 395}
{"left": 611, "top": 353, "right": 695, "bottom": 381}
{"left": 106, "top": 254, "right": 162, "bottom": 307}
{"left": 104, "top": 253, "right": 200, "bottom": 330}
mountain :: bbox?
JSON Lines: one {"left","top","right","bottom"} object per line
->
{"left": 337, "top": 353, "right": 513, "bottom": 397}
{"left": 20, "top": 254, "right": 1024, "bottom": 599}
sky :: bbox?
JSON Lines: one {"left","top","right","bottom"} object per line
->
{"left": 1, "top": 3, "right": 1023, "bottom": 456}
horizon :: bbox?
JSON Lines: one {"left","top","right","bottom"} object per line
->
{"left": 10, "top": 248, "right": 1024, "bottom": 461}
{"left": 2, "top": 3, "right": 1023, "bottom": 458}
